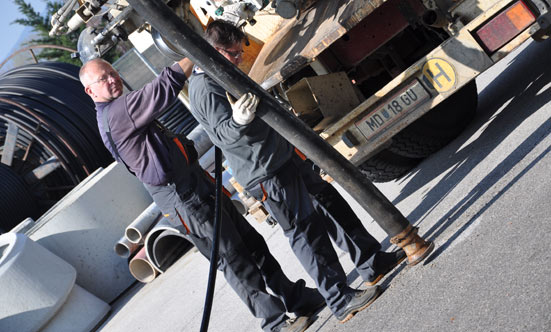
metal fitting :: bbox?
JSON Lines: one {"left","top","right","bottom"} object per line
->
{"left": 390, "top": 224, "right": 435, "bottom": 265}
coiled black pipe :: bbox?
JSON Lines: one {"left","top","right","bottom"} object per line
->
{"left": 0, "top": 164, "right": 37, "bottom": 233}
{"left": 158, "top": 99, "right": 198, "bottom": 135}
{"left": 0, "top": 62, "right": 113, "bottom": 232}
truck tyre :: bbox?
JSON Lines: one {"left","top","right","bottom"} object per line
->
{"left": 531, "top": 28, "right": 550, "bottom": 42}
{"left": 389, "top": 81, "right": 478, "bottom": 158}
{"left": 358, "top": 150, "right": 421, "bottom": 183}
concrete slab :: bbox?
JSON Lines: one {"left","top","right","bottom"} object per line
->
{"left": 26, "top": 163, "right": 153, "bottom": 303}
{"left": 0, "top": 233, "right": 76, "bottom": 332}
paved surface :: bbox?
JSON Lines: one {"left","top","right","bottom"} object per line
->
{"left": 97, "top": 39, "right": 551, "bottom": 332}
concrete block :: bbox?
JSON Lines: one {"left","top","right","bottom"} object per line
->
{"left": 0, "top": 233, "right": 76, "bottom": 332}
{"left": 26, "top": 162, "right": 153, "bottom": 303}
{"left": 41, "top": 284, "right": 111, "bottom": 332}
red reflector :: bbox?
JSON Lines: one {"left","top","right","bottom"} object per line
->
{"left": 476, "top": 1, "right": 535, "bottom": 53}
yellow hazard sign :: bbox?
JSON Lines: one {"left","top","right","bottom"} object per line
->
{"left": 421, "top": 58, "right": 456, "bottom": 93}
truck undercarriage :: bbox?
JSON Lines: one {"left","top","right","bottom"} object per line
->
{"left": 50, "top": 0, "right": 551, "bottom": 183}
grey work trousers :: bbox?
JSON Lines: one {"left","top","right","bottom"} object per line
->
{"left": 297, "top": 158, "right": 382, "bottom": 282}
{"left": 145, "top": 164, "right": 317, "bottom": 331}
{"left": 246, "top": 156, "right": 365, "bottom": 317}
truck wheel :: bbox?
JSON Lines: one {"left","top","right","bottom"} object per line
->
{"left": 358, "top": 150, "right": 421, "bottom": 183}
{"left": 531, "top": 28, "right": 550, "bottom": 42}
{"left": 389, "top": 81, "right": 478, "bottom": 158}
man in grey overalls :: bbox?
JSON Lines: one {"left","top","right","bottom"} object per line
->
{"left": 188, "top": 20, "right": 406, "bottom": 324}
{"left": 79, "top": 57, "right": 324, "bottom": 332}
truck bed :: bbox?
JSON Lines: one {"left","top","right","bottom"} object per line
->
{"left": 248, "top": 0, "right": 386, "bottom": 89}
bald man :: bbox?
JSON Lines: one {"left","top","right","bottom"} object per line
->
{"left": 80, "top": 58, "right": 324, "bottom": 332}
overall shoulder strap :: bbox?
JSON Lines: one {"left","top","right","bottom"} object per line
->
{"left": 101, "top": 105, "right": 135, "bottom": 175}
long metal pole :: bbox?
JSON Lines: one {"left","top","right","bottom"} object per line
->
{"left": 126, "top": 0, "right": 410, "bottom": 236}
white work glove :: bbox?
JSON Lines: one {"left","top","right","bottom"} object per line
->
{"left": 227, "top": 92, "right": 260, "bottom": 125}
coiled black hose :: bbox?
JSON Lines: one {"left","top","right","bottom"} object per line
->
{"left": 158, "top": 99, "right": 199, "bottom": 135}
{"left": 0, "top": 61, "right": 199, "bottom": 232}
{"left": 0, "top": 62, "right": 112, "bottom": 231}
{"left": 0, "top": 163, "right": 37, "bottom": 233}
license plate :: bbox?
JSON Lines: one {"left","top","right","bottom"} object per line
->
{"left": 355, "top": 80, "right": 430, "bottom": 141}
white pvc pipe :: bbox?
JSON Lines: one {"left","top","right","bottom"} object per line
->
{"left": 198, "top": 145, "right": 215, "bottom": 171}
{"left": 128, "top": 247, "right": 158, "bottom": 283}
{"left": 125, "top": 203, "right": 162, "bottom": 244}
{"left": 114, "top": 235, "right": 141, "bottom": 258}
{"left": 187, "top": 124, "right": 213, "bottom": 157}
{"left": 231, "top": 198, "right": 248, "bottom": 216}
{"left": 26, "top": 163, "right": 153, "bottom": 303}
{"left": 151, "top": 230, "right": 194, "bottom": 272}
{"left": 144, "top": 218, "right": 182, "bottom": 273}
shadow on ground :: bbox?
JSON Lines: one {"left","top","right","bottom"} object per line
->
{"left": 384, "top": 40, "right": 551, "bottom": 263}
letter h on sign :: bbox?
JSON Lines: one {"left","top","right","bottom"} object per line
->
{"left": 423, "top": 62, "right": 451, "bottom": 89}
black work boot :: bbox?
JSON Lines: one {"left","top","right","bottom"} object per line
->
{"left": 336, "top": 286, "right": 382, "bottom": 323}
{"left": 275, "top": 316, "right": 316, "bottom": 332}
{"left": 365, "top": 249, "right": 407, "bottom": 286}
{"left": 292, "top": 287, "right": 326, "bottom": 317}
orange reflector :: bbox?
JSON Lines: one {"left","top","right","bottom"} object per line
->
{"left": 476, "top": 1, "right": 535, "bottom": 53}
{"left": 506, "top": 2, "right": 536, "bottom": 30}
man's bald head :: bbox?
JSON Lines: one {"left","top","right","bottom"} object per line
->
{"left": 79, "top": 58, "right": 113, "bottom": 87}
{"left": 80, "top": 58, "right": 123, "bottom": 103}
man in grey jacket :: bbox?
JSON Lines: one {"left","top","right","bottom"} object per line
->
{"left": 188, "top": 20, "right": 407, "bottom": 324}
{"left": 79, "top": 57, "right": 324, "bottom": 332}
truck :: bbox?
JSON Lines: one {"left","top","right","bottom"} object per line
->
{"left": 50, "top": 0, "right": 551, "bottom": 184}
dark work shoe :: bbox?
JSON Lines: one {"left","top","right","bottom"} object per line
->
{"left": 336, "top": 286, "right": 382, "bottom": 323}
{"left": 293, "top": 288, "right": 326, "bottom": 317}
{"left": 365, "top": 249, "right": 407, "bottom": 286}
{"left": 275, "top": 316, "right": 316, "bottom": 332}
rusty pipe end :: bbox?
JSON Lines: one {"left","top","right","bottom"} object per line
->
{"left": 390, "top": 225, "right": 435, "bottom": 266}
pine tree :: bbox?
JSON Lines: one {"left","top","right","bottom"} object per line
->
{"left": 11, "top": 0, "right": 126, "bottom": 65}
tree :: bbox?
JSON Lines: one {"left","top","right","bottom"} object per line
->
{"left": 11, "top": 0, "right": 127, "bottom": 65}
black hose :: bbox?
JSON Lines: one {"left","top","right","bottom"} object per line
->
{"left": 0, "top": 62, "right": 112, "bottom": 231}
{"left": 126, "top": 0, "right": 411, "bottom": 237}
{"left": 0, "top": 163, "right": 37, "bottom": 227}
{"left": 199, "top": 146, "right": 223, "bottom": 332}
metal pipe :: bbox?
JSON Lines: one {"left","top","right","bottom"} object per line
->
{"left": 90, "top": 6, "right": 134, "bottom": 46}
{"left": 0, "top": 45, "right": 77, "bottom": 69}
{"left": 125, "top": 0, "right": 412, "bottom": 237}
{"left": 131, "top": 48, "right": 159, "bottom": 76}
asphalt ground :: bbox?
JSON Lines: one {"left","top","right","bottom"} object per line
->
{"left": 98, "top": 39, "right": 551, "bottom": 332}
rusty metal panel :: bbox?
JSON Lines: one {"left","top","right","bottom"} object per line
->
{"left": 285, "top": 72, "right": 361, "bottom": 131}
{"left": 329, "top": 0, "right": 425, "bottom": 67}
{"left": 248, "top": 0, "right": 387, "bottom": 89}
